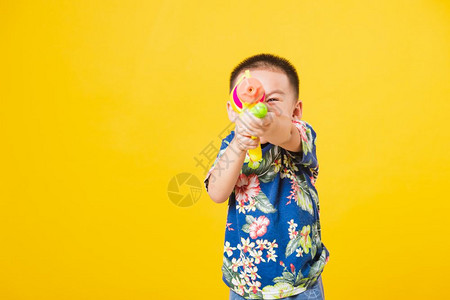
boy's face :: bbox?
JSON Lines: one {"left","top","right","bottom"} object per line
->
{"left": 227, "top": 68, "right": 302, "bottom": 123}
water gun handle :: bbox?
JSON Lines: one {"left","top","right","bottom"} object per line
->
{"left": 246, "top": 103, "right": 267, "bottom": 162}
{"left": 229, "top": 70, "right": 268, "bottom": 162}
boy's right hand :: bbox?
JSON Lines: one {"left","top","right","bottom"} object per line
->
{"left": 233, "top": 116, "right": 261, "bottom": 152}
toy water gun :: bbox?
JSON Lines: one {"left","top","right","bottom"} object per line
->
{"left": 229, "top": 70, "right": 268, "bottom": 163}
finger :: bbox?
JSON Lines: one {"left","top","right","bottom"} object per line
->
{"left": 242, "top": 109, "right": 262, "bottom": 127}
{"left": 240, "top": 112, "right": 265, "bottom": 134}
{"left": 240, "top": 134, "right": 259, "bottom": 144}
{"left": 247, "top": 137, "right": 261, "bottom": 149}
{"left": 238, "top": 117, "right": 259, "bottom": 136}
{"left": 235, "top": 138, "right": 254, "bottom": 151}
{"left": 236, "top": 125, "right": 254, "bottom": 138}
{"left": 239, "top": 111, "right": 256, "bottom": 129}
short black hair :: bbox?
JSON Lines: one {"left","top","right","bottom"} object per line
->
{"left": 229, "top": 53, "right": 300, "bottom": 100}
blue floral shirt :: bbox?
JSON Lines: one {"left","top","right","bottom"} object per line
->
{"left": 204, "top": 120, "right": 330, "bottom": 299}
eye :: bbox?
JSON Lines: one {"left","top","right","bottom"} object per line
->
{"left": 266, "top": 98, "right": 278, "bottom": 102}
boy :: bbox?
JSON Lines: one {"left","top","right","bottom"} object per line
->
{"left": 204, "top": 54, "right": 330, "bottom": 300}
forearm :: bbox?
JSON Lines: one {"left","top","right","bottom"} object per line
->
{"left": 207, "top": 138, "right": 246, "bottom": 203}
{"left": 265, "top": 116, "right": 302, "bottom": 152}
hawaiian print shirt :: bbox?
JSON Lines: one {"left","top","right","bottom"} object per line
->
{"left": 204, "top": 120, "right": 330, "bottom": 300}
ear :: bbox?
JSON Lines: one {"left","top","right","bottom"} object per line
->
{"left": 292, "top": 100, "right": 303, "bottom": 120}
{"left": 226, "top": 101, "right": 238, "bottom": 122}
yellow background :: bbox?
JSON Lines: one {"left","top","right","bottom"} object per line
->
{"left": 1, "top": 0, "right": 449, "bottom": 299}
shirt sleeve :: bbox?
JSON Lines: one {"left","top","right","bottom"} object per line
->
{"left": 285, "top": 120, "right": 318, "bottom": 169}
{"left": 203, "top": 131, "right": 235, "bottom": 193}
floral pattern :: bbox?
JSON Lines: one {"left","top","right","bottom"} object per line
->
{"left": 285, "top": 219, "right": 312, "bottom": 258}
{"left": 223, "top": 237, "right": 280, "bottom": 298}
{"left": 282, "top": 155, "right": 314, "bottom": 215}
{"left": 247, "top": 216, "right": 270, "bottom": 239}
{"left": 205, "top": 120, "right": 330, "bottom": 299}
{"left": 235, "top": 174, "right": 259, "bottom": 203}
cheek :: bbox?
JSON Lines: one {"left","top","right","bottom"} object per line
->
{"left": 267, "top": 102, "right": 283, "bottom": 114}
{"left": 272, "top": 104, "right": 291, "bottom": 116}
